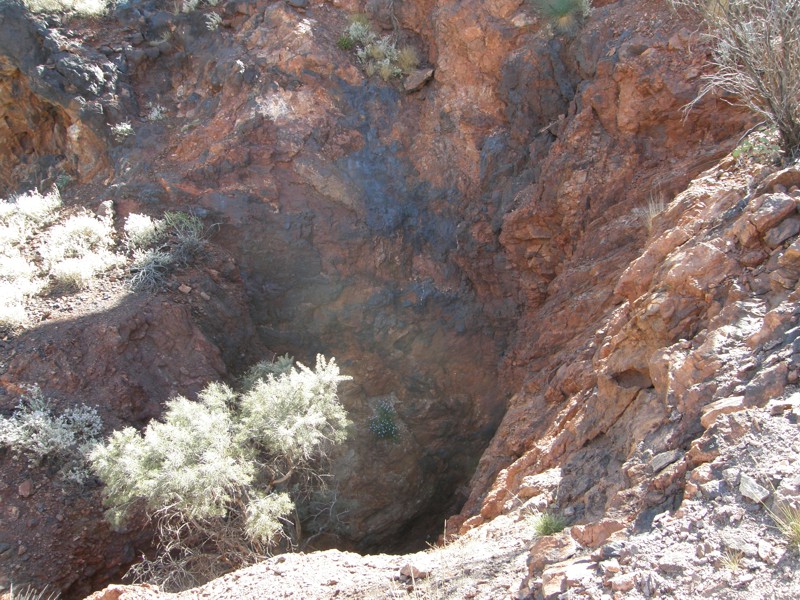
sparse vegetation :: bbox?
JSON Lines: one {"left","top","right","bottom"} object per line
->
{"left": 110, "top": 121, "right": 134, "bottom": 142}
{"left": 368, "top": 399, "right": 399, "bottom": 441}
{"left": 338, "top": 15, "right": 421, "bottom": 82}
{"left": 720, "top": 548, "right": 744, "bottom": 571}
{"left": 125, "top": 211, "right": 206, "bottom": 291}
{"left": 732, "top": 126, "right": 782, "bottom": 166}
{"left": 531, "top": 0, "right": 591, "bottom": 33}
{"left": 769, "top": 502, "right": 800, "bottom": 549}
{"left": 530, "top": 511, "right": 567, "bottom": 537}
{"left": 0, "top": 385, "right": 103, "bottom": 486}
{"left": 205, "top": 12, "right": 222, "bottom": 31}
{"left": 20, "top": 0, "right": 108, "bottom": 16}
{"left": 90, "top": 355, "right": 351, "bottom": 591}
{"left": 145, "top": 103, "right": 167, "bottom": 122}
{"left": 6, "top": 583, "right": 59, "bottom": 600}
{"left": 673, "top": 0, "right": 800, "bottom": 159}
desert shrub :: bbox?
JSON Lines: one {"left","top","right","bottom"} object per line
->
{"left": 240, "top": 354, "right": 295, "bottom": 391}
{"left": 125, "top": 211, "right": 205, "bottom": 291}
{"left": 531, "top": 0, "right": 591, "bottom": 33}
{"left": 204, "top": 12, "right": 222, "bottom": 30}
{"left": 123, "top": 213, "right": 166, "bottom": 250}
{"left": 397, "top": 46, "right": 420, "bottom": 74}
{"left": 21, "top": 0, "right": 108, "bottom": 15}
{"left": 6, "top": 584, "right": 59, "bottom": 600}
{"left": 90, "top": 355, "right": 351, "bottom": 590}
{"left": 145, "top": 104, "right": 167, "bottom": 122}
{"left": 0, "top": 189, "right": 61, "bottom": 327}
{"left": 128, "top": 249, "right": 175, "bottom": 291}
{"left": 40, "top": 212, "right": 121, "bottom": 292}
{"left": 163, "top": 211, "right": 205, "bottom": 263}
{"left": 0, "top": 385, "right": 102, "bottom": 485}
{"left": 530, "top": 511, "right": 567, "bottom": 537}
{"left": 111, "top": 121, "right": 133, "bottom": 141}
{"left": 673, "top": 0, "right": 800, "bottom": 159}
{"left": 368, "top": 399, "right": 399, "bottom": 440}
{"left": 341, "top": 16, "right": 417, "bottom": 82}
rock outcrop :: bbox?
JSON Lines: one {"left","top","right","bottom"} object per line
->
{"left": 1, "top": 0, "right": 789, "bottom": 596}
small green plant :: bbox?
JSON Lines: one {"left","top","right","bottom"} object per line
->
{"left": 368, "top": 399, "right": 399, "bottom": 440}
{"left": 337, "top": 35, "right": 356, "bottom": 51}
{"left": 731, "top": 127, "right": 782, "bottom": 165}
{"left": 0, "top": 385, "right": 102, "bottom": 485}
{"left": 531, "top": 0, "right": 591, "bottom": 33}
{"left": 91, "top": 355, "right": 351, "bottom": 590}
{"left": 530, "top": 511, "right": 567, "bottom": 537}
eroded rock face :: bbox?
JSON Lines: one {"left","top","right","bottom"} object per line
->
{"left": 0, "top": 0, "right": 761, "bottom": 595}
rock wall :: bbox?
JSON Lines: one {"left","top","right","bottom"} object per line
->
{"left": 0, "top": 0, "right": 762, "bottom": 595}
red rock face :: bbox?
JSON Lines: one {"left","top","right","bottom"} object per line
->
{"left": 0, "top": 0, "right": 759, "bottom": 595}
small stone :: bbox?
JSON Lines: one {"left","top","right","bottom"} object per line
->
{"left": 200, "top": 291, "right": 211, "bottom": 301}
{"left": 0, "top": 543, "right": 11, "bottom": 557}
{"left": 739, "top": 473, "right": 770, "bottom": 503}
{"left": 18, "top": 479, "right": 33, "bottom": 498}
{"left": 609, "top": 572, "right": 636, "bottom": 592}
{"left": 399, "top": 563, "right": 428, "bottom": 580}
{"left": 17, "top": 545, "right": 26, "bottom": 556}
{"left": 178, "top": 284, "right": 192, "bottom": 294}
{"left": 286, "top": 0, "right": 308, "bottom": 7}
{"left": 649, "top": 449, "right": 683, "bottom": 473}
{"left": 404, "top": 68, "right": 434, "bottom": 93}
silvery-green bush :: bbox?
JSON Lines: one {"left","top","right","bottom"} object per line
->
{"left": 90, "top": 355, "right": 351, "bottom": 591}
{"left": 0, "top": 386, "right": 102, "bottom": 485}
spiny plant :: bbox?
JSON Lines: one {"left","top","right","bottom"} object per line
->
{"left": 90, "top": 355, "right": 351, "bottom": 591}
{"left": 531, "top": 0, "right": 591, "bottom": 33}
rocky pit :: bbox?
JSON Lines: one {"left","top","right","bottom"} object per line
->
{"left": 4, "top": 0, "right": 799, "bottom": 597}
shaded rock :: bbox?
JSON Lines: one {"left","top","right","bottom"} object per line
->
{"left": 17, "top": 479, "right": 33, "bottom": 498}
{"left": 764, "top": 216, "right": 800, "bottom": 248}
{"left": 404, "top": 67, "right": 434, "bottom": 93}
{"left": 739, "top": 473, "right": 770, "bottom": 503}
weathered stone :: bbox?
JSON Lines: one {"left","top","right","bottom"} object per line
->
{"left": 570, "top": 519, "right": 625, "bottom": 548}
{"left": 18, "top": 479, "right": 33, "bottom": 498}
{"left": 528, "top": 533, "right": 577, "bottom": 575}
{"left": 404, "top": 68, "right": 434, "bottom": 93}
{"left": 739, "top": 473, "right": 770, "bottom": 503}
{"left": 749, "top": 194, "right": 797, "bottom": 234}
{"left": 649, "top": 449, "right": 683, "bottom": 473}
{"left": 610, "top": 572, "right": 637, "bottom": 592}
{"left": 764, "top": 216, "right": 800, "bottom": 248}
{"left": 700, "top": 396, "right": 745, "bottom": 428}
{"left": 744, "top": 363, "right": 788, "bottom": 407}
